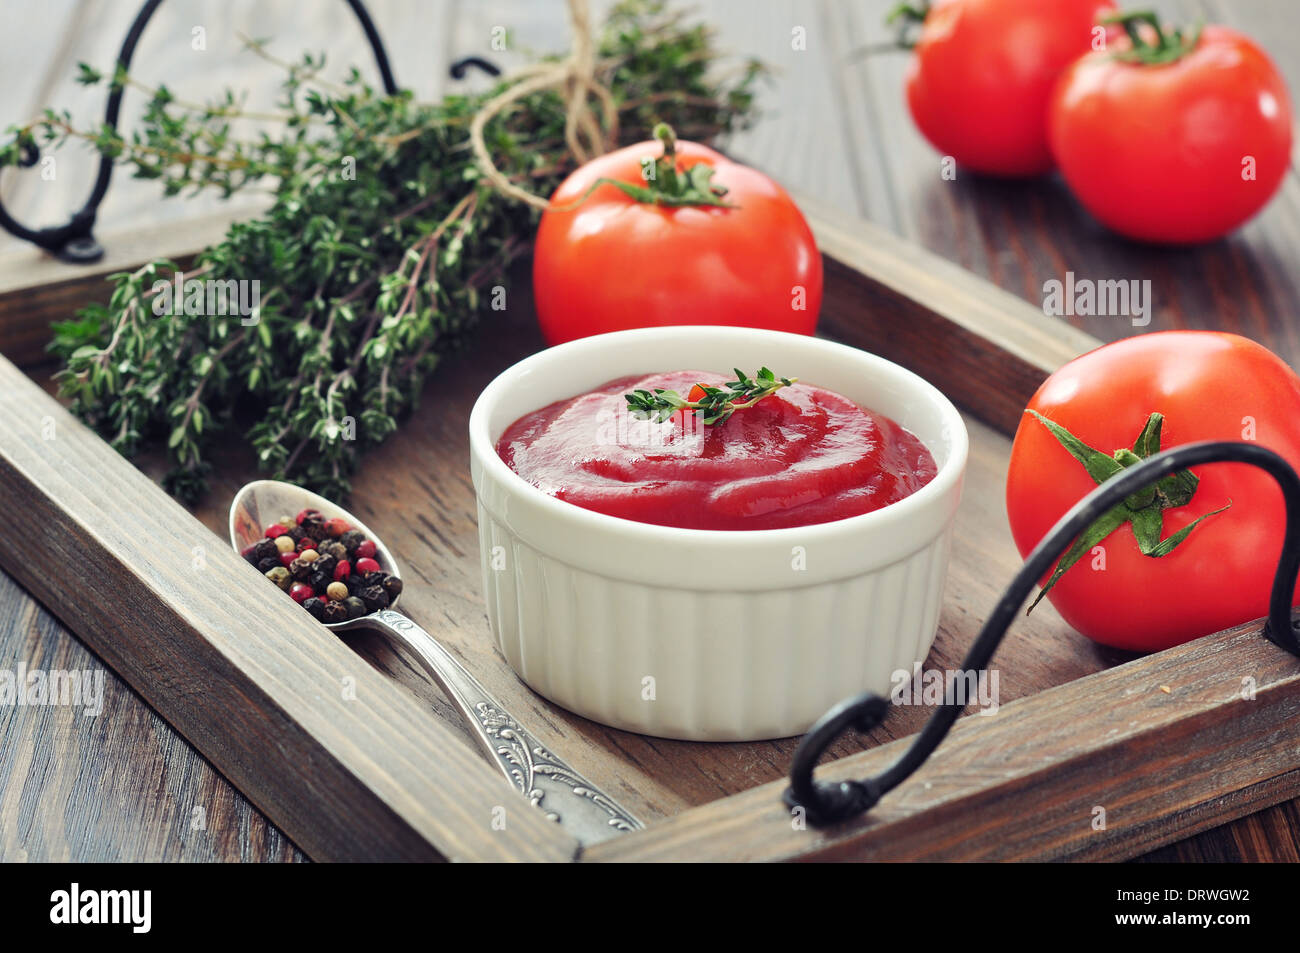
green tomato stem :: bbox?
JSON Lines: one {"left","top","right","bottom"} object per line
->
{"left": 1025, "top": 410, "right": 1230, "bottom": 613}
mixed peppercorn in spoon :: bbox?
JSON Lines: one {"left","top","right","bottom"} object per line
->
{"left": 241, "top": 508, "right": 402, "bottom": 624}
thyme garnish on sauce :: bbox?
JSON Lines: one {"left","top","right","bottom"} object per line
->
{"left": 625, "top": 367, "right": 795, "bottom": 425}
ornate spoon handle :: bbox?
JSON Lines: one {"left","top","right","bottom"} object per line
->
{"left": 368, "top": 609, "right": 644, "bottom": 842}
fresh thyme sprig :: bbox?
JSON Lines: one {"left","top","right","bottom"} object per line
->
{"left": 625, "top": 366, "right": 796, "bottom": 425}
{"left": 4, "top": 1, "right": 764, "bottom": 503}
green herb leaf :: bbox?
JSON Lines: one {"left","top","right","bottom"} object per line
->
{"left": 1025, "top": 410, "right": 1231, "bottom": 612}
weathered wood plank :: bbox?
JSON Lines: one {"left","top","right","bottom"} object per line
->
{"left": 0, "top": 566, "right": 304, "bottom": 862}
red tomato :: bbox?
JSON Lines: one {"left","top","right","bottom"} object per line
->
{"left": 533, "top": 138, "right": 821, "bottom": 346}
{"left": 1049, "top": 22, "right": 1292, "bottom": 243}
{"left": 1006, "top": 331, "right": 1300, "bottom": 652}
{"left": 903, "top": 0, "right": 1115, "bottom": 177}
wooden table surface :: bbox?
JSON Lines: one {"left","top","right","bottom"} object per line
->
{"left": 1, "top": 0, "right": 1298, "bottom": 862}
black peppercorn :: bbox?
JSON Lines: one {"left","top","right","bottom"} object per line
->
{"left": 322, "top": 541, "right": 348, "bottom": 561}
{"left": 288, "top": 557, "right": 313, "bottom": 581}
{"left": 340, "top": 530, "right": 365, "bottom": 554}
{"left": 321, "top": 600, "right": 349, "bottom": 624}
{"left": 343, "top": 596, "right": 367, "bottom": 619}
{"left": 345, "top": 574, "right": 365, "bottom": 595}
{"left": 287, "top": 525, "right": 305, "bottom": 543}
{"left": 308, "top": 569, "right": 331, "bottom": 592}
{"left": 302, "top": 597, "right": 326, "bottom": 620}
{"left": 256, "top": 556, "right": 280, "bottom": 573}
{"left": 362, "top": 571, "right": 386, "bottom": 588}
{"left": 313, "top": 553, "right": 337, "bottom": 576}
{"left": 301, "top": 515, "right": 327, "bottom": 540}
{"left": 382, "top": 575, "right": 403, "bottom": 599}
{"left": 359, "top": 584, "right": 390, "bottom": 611}
{"left": 253, "top": 538, "right": 278, "bottom": 561}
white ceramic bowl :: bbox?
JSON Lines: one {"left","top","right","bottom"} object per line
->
{"left": 469, "top": 326, "right": 968, "bottom": 741}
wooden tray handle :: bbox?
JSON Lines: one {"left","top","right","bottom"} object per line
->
{"left": 787, "top": 440, "right": 1300, "bottom": 826}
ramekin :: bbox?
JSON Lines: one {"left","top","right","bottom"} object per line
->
{"left": 468, "top": 326, "right": 968, "bottom": 741}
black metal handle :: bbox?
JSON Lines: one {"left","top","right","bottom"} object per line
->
{"left": 0, "top": 0, "right": 399, "bottom": 263}
{"left": 785, "top": 440, "right": 1300, "bottom": 826}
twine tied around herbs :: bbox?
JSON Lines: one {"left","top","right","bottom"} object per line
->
{"left": 469, "top": 0, "right": 619, "bottom": 211}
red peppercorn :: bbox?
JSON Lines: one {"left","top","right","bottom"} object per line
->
{"left": 355, "top": 556, "right": 380, "bottom": 575}
{"left": 265, "top": 523, "right": 287, "bottom": 539}
{"left": 355, "top": 539, "right": 377, "bottom": 560}
{"left": 325, "top": 517, "right": 350, "bottom": 538}
{"left": 289, "top": 582, "right": 313, "bottom": 603}
{"left": 280, "top": 552, "right": 298, "bottom": 568}
{"left": 333, "top": 559, "right": 351, "bottom": 581}
{"left": 296, "top": 537, "right": 318, "bottom": 553}
{"left": 295, "top": 508, "right": 321, "bottom": 525}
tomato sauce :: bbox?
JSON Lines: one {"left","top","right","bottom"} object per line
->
{"left": 495, "top": 371, "right": 937, "bottom": 531}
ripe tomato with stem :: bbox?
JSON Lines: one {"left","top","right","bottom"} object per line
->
{"left": 1006, "top": 331, "right": 1300, "bottom": 652}
{"left": 533, "top": 124, "right": 822, "bottom": 346}
{"left": 1048, "top": 11, "right": 1293, "bottom": 243}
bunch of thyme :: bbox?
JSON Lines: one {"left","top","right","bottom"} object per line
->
{"left": 1, "top": 0, "right": 763, "bottom": 502}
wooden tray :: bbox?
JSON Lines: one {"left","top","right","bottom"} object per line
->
{"left": 1, "top": 196, "right": 1298, "bottom": 862}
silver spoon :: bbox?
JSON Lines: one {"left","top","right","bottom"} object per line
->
{"left": 228, "top": 479, "right": 644, "bottom": 843}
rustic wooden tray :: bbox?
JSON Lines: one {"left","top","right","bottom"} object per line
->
{"left": 2, "top": 195, "right": 1298, "bottom": 862}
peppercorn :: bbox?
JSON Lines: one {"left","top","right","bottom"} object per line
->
{"left": 343, "top": 596, "right": 367, "bottom": 619}
{"left": 323, "top": 541, "right": 348, "bottom": 561}
{"left": 302, "top": 597, "right": 327, "bottom": 620}
{"left": 359, "top": 584, "right": 390, "bottom": 611}
{"left": 289, "top": 582, "right": 313, "bottom": 604}
{"left": 355, "top": 556, "right": 381, "bottom": 576}
{"left": 296, "top": 508, "right": 321, "bottom": 525}
{"left": 333, "top": 559, "right": 351, "bottom": 582}
{"left": 253, "top": 538, "right": 278, "bottom": 561}
{"left": 339, "top": 530, "right": 364, "bottom": 554}
{"left": 296, "top": 537, "right": 318, "bottom": 553}
{"left": 355, "top": 539, "right": 377, "bottom": 560}
{"left": 264, "top": 523, "right": 287, "bottom": 539}
{"left": 265, "top": 566, "right": 291, "bottom": 590}
{"left": 287, "top": 525, "right": 305, "bottom": 543}
{"left": 288, "top": 557, "right": 313, "bottom": 581}
{"left": 345, "top": 575, "right": 365, "bottom": 596}
{"left": 322, "top": 600, "right": 350, "bottom": 624}
{"left": 301, "top": 515, "right": 327, "bottom": 540}
{"left": 382, "top": 576, "right": 403, "bottom": 599}
{"left": 361, "top": 570, "right": 386, "bottom": 588}
{"left": 256, "top": 556, "right": 280, "bottom": 573}
{"left": 241, "top": 544, "right": 259, "bottom": 565}
{"left": 325, "top": 517, "right": 350, "bottom": 538}
{"left": 326, "top": 581, "right": 349, "bottom": 601}
{"left": 308, "top": 569, "right": 331, "bottom": 592}
{"left": 274, "top": 535, "right": 295, "bottom": 555}
{"left": 279, "top": 552, "right": 297, "bottom": 568}
{"left": 313, "top": 553, "right": 337, "bottom": 577}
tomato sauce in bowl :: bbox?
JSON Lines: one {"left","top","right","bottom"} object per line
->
{"left": 495, "top": 370, "right": 937, "bottom": 531}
